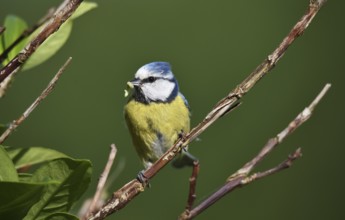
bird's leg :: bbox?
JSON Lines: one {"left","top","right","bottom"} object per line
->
{"left": 137, "top": 170, "right": 151, "bottom": 188}
{"left": 178, "top": 129, "right": 186, "bottom": 139}
{"left": 177, "top": 129, "right": 188, "bottom": 153}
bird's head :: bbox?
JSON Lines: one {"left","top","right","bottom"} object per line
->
{"left": 126, "top": 62, "right": 179, "bottom": 103}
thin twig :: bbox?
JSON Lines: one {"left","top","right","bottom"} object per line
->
{"left": 0, "top": 0, "right": 83, "bottom": 84}
{"left": 228, "top": 84, "right": 331, "bottom": 180}
{"left": 178, "top": 162, "right": 200, "bottom": 220}
{"left": 0, "top": 57, "right": 72, "bottom": 144}
{"left": 182, "top": 149, "right": 303, "bottom": 220}
{"left": 183, "top": 161, "right": 200, "bottom": 217}
{"left": 308, "top": 83, "right": 331, "bottom": 111}
{"left": 87, "top": 1, "right": 327, "bottom": 219}
{"left": 81, "top": 144, "right": 118, "bottom": 220}
{"left": 0, "top": 67, "right": 20, "bottom": 98}
{"left": 0, "top": 8, "right": 55, "bottom": 63}
{"left": 182, "top": 84, "right": 330, "bottom": 220}
{"left": 244, "top": 148, "right": 302, "bottom": 183}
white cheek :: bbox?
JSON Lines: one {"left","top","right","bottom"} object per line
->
{"left": 142, "top": 80, "right": 175, "bottom": 101}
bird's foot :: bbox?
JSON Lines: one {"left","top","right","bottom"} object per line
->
{"left": 137, "top": 170, "right": 151, "bottom": 188}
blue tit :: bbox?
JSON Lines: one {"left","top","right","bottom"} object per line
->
{"left": 124, "top": 61, "right": 197, "bottom": 169}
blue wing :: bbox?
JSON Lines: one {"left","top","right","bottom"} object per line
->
{"left": 178, "top": 92, "right": 190, "bottom": 111}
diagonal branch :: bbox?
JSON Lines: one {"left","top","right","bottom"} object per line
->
{"left": 87, "top": 0, "right": 327, "bottom": 219}
{"left": 0, "top": 0, "right": 83, "bottom": 84}
{"left": 181, "top": 83, "right": 330, "bottom": 220}
{"left": 229, "top": 85, "right": 332, "bottom": 179}
{"left": 245, "top": 148, "right": 302, "bottom": 182}
{"left": 179, "top": 148, "right": 303, "bottom": 220}
{"left": 81, "top": 144, "right": 118, "bottom": 220}
{"left": 0, "top": 8, "right": 55, "bottom": 63}
{"left": 0, "top": 57, "right": 72, "bottom": 144}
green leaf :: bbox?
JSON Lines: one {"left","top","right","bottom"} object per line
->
{"left": 22, "top": 1, "right": 97, "bottom": 71}
{"left": 0, "top": 146, "right": 18, "bottom": 182}
{"left": 22, "top": 21, "right": 73, "bottom": 71}
{"left": 45, "top": 212, "right": 80, "bottom": 220}
{"left": 24, "top": 158, "right": 92, "bottom": 220}
{"left": 1, "top": 2, "right": 97, "bottom": 70}
{"left": 7, "top": 146, "right": 69, "bottom": 170}
{"left": 70, "top": 1, "right": 98, "bottom": 20}
{"left": 1, "top": 15, "right": 29, "bottom": 65}
{"left": 0, "top": 181, "right": 45, "bottom": 219}
{"left": 0, "top": 34, "right": 3, "bottom": 57}
{"left": 18, "top": 173, "right": 33, "bottom": 182}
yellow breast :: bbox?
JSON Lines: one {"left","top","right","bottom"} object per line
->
{"left": 124, "top": 95, "right": 190, "bottom": 165}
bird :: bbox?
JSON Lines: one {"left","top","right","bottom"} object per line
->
{"left": 124, "top": 61, "right": 197, "bottom": 170}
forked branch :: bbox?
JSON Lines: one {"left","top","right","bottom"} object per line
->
{"left": 180, "top": 84, "right": 331, "bottom": 220}
{"left": 0, "top": 0, "right": 83, "bottom": 84}
{"left": 87, "top": 0, "right": 328, "bottom": 219}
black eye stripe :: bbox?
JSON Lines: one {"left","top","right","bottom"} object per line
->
{"left": 141, "top": 77, "right": 155, "bottom": 83}
{"left": 148, "top": 76, "right": 156, "bottom": 83}
{"left": 141, "top": 76, "right": 175, "bottom": 84}
{"left": 142, "top": 76, "right": 162, "bottom": 83}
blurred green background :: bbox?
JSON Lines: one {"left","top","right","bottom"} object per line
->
{"left": 1, "top": 0, "right": 344, "bottom": 219}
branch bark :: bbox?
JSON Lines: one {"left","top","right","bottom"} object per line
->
{"left": 0, "top": 8, "right": 55, "bottom": 64}
{"left": 0, "top": 0, "right": 83, "bottom": 84}
{"left": 181, "top": 84, "right": 331, "bottom": 220}
{"left": 80, "top": 144, "right": 118, "bottom": 220}
{"left": 181, "top": 161, "right": 200, "bottom": 218}
{"left": 87, "top": 0, "right": 328, "bottom": 219}
{"left": 0, "top": 57, "right": 72, "bottom": 144}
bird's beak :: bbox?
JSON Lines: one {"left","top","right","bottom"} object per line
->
{"left": 124, "top": 78, "right": 141, "bottom": 98}
{"left": 127, "top": 78, "right": 141, "bottom": 89}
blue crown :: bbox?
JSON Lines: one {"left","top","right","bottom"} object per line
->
{"left": 144, "top": 62, "right": 172, "bottom": 76}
